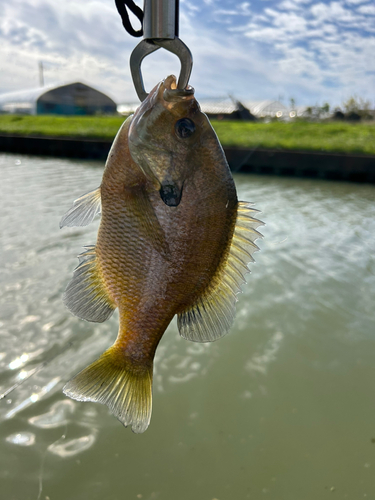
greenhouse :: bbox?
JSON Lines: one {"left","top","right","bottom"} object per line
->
{"left": 243, "top": 100, "right": 287, "bottom": 118}
{"left": 0, "top": 82, "right": 117, "bottom": 115}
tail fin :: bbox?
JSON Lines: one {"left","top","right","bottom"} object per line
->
{"left": 63, "top": 347, "right": 153, "bottom": 434}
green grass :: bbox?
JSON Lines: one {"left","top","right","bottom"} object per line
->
{"left": 211, "top": 120, "right": 375, "bottom": 156}
{"left": 0, "top": 115, "right": 375, "bottom": 155}
{"left": 0, "top": 115, "right": 124, "bottom": 140}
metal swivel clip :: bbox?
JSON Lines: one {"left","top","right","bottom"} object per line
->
{"left": 129, "top": 0, "right": 193, "bottom": 101}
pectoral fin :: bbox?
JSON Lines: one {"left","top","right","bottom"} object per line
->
{"left": 60, "top": 188, "right": 101, "bottom": 228}
{"left": 177, "top": 202, "right": 264, "bottom": 342}
{"left": 64, "top": 245, "right": 116, "bottom": 322}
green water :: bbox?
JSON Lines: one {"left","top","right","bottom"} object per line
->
{"left": 0, "top": 152, "right": 375, "bottom": 500}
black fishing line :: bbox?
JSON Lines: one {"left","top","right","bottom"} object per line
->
{"left": 0, "top": 342, "right": 73, "bottom": 400}
{"left": 115, "top": 0, "right": 144, "bottom": 37}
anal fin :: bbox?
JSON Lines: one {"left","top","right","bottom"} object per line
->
{"left": 64, "top": 245, "right": 116, "bottom": 322}
{"left": 60, "top": 188, "right": 101, "bottom": 228}
{"left": 178, "top": 201, "right": 264, "bottom": 343}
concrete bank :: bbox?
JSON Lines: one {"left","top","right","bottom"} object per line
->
{"left": 1, "top": 134, "right": 374, "bottom": 183}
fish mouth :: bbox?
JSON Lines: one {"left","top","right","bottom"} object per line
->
{"left": 162, "top": 75, "right": 195, "bottom": 102}
{"left": 159, "top": 182, "right": 183, "bottom": 207}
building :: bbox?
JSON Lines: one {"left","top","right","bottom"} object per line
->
{"left": 0, "top": 82, "right": 117, "bottom": 115}
{"left": 243, "top": 100, "right": 288, "bottom": 118}
{"left": 198, "top": 98, "right": 256, "bottom": 121}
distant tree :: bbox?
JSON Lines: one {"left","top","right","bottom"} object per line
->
{"left": 346, "top": 112, "right": 361, "bottom": 122}
{"left": 290, "top": 97, "right": 296, "bottom": 109}
{"left": 342, "top": 95, "right": 371, "bottom": 118}
{"left": 333, "top": 109, "right": 345, "bottom": 120}
{"left": 304, "top": 102, "right": 330, "bottom": 121}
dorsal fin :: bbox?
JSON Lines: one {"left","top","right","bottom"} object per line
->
{"left": 177, "top": 202, "right": 263, "bottom": 343}
{"left": 60, "top": 188, "right": 101, "bottom": 228}
{"left": 63, "top": 245, "right": 116, "bottom": 323}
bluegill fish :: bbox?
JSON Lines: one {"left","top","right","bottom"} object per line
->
{"left": 60, "top": 75, "right": 263, "bottom": 433}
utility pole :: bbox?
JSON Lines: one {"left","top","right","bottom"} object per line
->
{"left": 39, "top": 61, "right": 44, "bottom": 87}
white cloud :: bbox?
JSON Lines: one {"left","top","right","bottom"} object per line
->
{"left": 229, "top": 0, "right": 375, "bottom": 104}
{"left": 0, "top": 0, "right": 374, "bottom": 106}
{"left": 278, "top": 0, "right": 302, "bottom": 10}
{"left": 357, "top": 4, "right": 375, "bottom": 14}
{"left": 310, "top": 2, "right": 359, "bottom": 23}
{"left": 0, "top": 0, "right": 139, "bottom": 98}
{"left": 213, "top": 2, "right": 252, "bottom": 17}
{"left": 214, "top": 9, "right": 243, "bottom": 15}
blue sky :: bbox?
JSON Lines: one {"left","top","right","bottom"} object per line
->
{"left": 0, "top": 0, "right": 374, "bottom": 106}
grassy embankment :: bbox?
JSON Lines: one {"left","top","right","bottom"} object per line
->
{"left": 0, "top": 115, "right": 375, "bottom": 155}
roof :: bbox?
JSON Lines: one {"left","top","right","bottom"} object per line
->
{"left": 0, "top": 86, "right": 53, "bottom": 106}
{"left": 198, "top": 98, "right": 239, "bottom": 115}
{"left": 0, "top": 81, "right": 117, "bottom": 107}
{"left": 243, "top": 100, "right": 287, "bottom": 117}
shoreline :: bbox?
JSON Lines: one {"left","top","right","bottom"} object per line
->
{"left": 1, "top": 133, "right": 374, "bottom": 183}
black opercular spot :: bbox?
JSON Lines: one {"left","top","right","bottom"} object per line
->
{"left": 160, "top": 184, "right": 183, "bottom": 207}
{"left": 175, "top": 118, "right": 195, "bottom": 139}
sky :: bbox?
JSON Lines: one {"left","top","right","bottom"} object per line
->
{"left": 0, "top": 0, "right": 374, "bottom": 107}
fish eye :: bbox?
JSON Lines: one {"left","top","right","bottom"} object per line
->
{"left": 175, "top": 118, "right": 195, "bottom": 139}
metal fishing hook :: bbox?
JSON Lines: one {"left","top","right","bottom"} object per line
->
{"left": 129, "top": 0, "right": 193, "bottom": 102}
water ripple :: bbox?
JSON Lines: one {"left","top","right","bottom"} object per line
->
{"left": 48, "top": 433, "right": 96, "bottom": 457}
{"left": 1, "top": 155, "right": 375, "bottom": 499}
{"left": 6, "top": 432, "right": 36, "bottom": 446}
{"left": 29, "top": 400, "right": 75, "bottom": 429}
